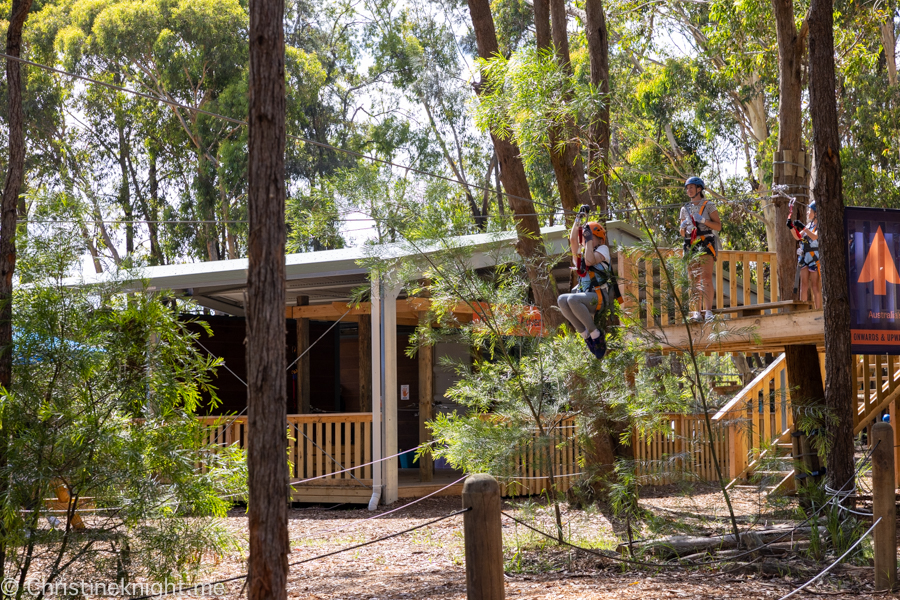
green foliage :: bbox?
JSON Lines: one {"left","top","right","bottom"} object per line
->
{"left": 0, "top": 227, "right": 245, "bottom": 586}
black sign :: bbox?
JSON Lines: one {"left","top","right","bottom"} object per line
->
{"left": 846, "top": 206, "right": 900, "bottom": 354}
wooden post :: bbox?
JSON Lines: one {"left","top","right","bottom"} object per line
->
{"left": 462, "top": 474, "right": 505, "bottom": 600}
{"left": 359, "top": 313, "right": 372, "bottom": 412}
{"left": 296, "top": 296, "right": 310, "bottom": 414}
{"left": 418, "top": 317, "right": 434, "bottom": 482}
{"left": 872, "top": 422, "right": 896, "bottom": 591}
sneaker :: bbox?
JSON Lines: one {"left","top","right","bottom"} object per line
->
{"left": 586, "top": 334, "right": 607, "bottom": 360}
{"left": 704, "top": 310, "right": 715, "bottom": 321}
{"left": 688, "top": 311, "right": 701, "bottom": 322}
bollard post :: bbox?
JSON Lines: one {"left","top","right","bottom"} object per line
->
{"left": 462, "top": 474, "right": 505, "bottom": 600}
{"left": 872, "top": 422, "right": 896, "bottom": 591}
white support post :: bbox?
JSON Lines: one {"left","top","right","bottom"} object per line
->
{"left": 369, "top": 279, "right": 384, "bottom": 510}
{"left": 369, "top": 276, "right": 401, "bottom": 508}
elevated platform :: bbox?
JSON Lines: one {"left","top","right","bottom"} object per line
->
{"left": 646, "top": 309, "right": 825, "bottom": 353}
{"left": 617, "top": 249, "right": 825, "bottom": 353}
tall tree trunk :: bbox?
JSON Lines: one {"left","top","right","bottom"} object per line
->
{"left": 247, "top": 0, "right": 289, "bottom": 597}
{"left": 808, "top": 0, "right": 855, "bottom": 493}
{"left": 114, "top": 81, "right": 133, "bottom": 256}
{"left": 773, "top": 0, "right": 822, "bottom": 483}
{"left": 467, "top": 0, "right": 563, "bottom": 329}
{"left": 882, "top": 18, "right": 897, "bottom": 87}
{"left": 584, "top": 0, "right": 610, "bottom": 213}
{"left": 147, "top": 151, "right": 163, "bottom": 265}
{"left": 533, "top": 0, "right": 588, "bottom": 219}
{"left": 1, "top": 0, "right": 34, "bottom": 583}
{"left": 772, "top": 0, "right": 807, "bottom": 300}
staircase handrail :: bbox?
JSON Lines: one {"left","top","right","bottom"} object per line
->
{"left": 711, "top": 353, "right": 786, "bottom": 422}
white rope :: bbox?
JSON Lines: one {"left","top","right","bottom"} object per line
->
{"left": 778, "top": 517, "right": 880, "bottom": 600}
{"left": 288, "top": 441, "right": 435, "bottom": 488}
{"left": 494, "top": 471, "right": 584, "bottom": 480}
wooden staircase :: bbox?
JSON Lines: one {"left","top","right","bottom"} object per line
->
{"left": 712, "top": 353, "right": 900, "bottom": 495}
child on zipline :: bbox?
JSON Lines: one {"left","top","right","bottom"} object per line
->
{"left": 788, "top": 201, "right": 821, "bottom": 309}
{"left": 679, "top": 177, "right": 722, "bottom": 322}
{"left": 558, "top": 207, "right": 612, "bottom": 360}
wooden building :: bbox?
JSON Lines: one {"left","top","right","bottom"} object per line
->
{"left": 97, "top": 223, "right": 641, "bottom": 506}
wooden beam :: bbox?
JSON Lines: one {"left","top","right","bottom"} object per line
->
{"left": 296, "top": 296, "right": 310, "bottom": 414}
{"left": 359, "top": 314, "right": 372, "bottom": 412}
{"left": 418, "top": 318, "right": 434, "bottom": 483}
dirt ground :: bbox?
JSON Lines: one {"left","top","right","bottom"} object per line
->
{"left": 180, "top": 483, "right": 885, "bottom": 600}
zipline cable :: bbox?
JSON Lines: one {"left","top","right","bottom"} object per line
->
{"left": 777, "top": 517, "right": 880, "bottom": 600}
{"left": 0, "top": 53, "right": 549, "bottom": 211}
{"left": 1, "top": 52, "right": 796, "bottom": 228}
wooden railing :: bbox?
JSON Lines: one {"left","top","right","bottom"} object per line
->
{"left": 854, "top": 355, "right": 900, "bottom": 436}
{"left": 199, "top": 413, "right": 582, "bottom": 497}
{"left": 632, "top": 414, "right": 730, "bottom": 484}
{"left": 200, "top": 413, "right": 374, "bottom": 485}
{"left": 711, "top": 354, "right": 792, "bottom": 482}
{"left": 617, "top": 249, "right": 780, "bottom": 327}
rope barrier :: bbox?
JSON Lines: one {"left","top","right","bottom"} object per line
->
{"left": 288, "top": 508, "right": 470, "bottom": 567}
{"left": 678, "top": 445, "right": 879, "bottom": 567}
{"left": 287, "top": 441, "right": 435, "bottom": 488}
{"left": 127, "top": 508, "right": 470, "bottom": 600}
{"left": 500, "top": 511, "right": 682, "bottom": 569}
{"left": 777, "top": 517, "right": 881, "bottom": 600}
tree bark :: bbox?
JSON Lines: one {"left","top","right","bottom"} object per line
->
{"left": 532, "top": 0, "right": 589, "bottom": 219}
{"left": 772, "top": 0, "right": 824, "bottom": 486}
{"left": 808, "top": 0, "right": 855, "bottom": 492}
{"left": 549, "top": 0, "right": 591, "bottom": 213}
{"left": 246, "top": 0, "right": 289, "bottom": 597}
{"left": 584, "top": 0, "right": 610, "bottom": 213}
{"left": 772, "top": 0, "right": 807, "bottom": 301}
{"left": 1, "top": 0, "right": 32, "bottom": 391}
{"left": 467, "top": 0, "right": 563, "bottom": 329}
{"left": 1, "top": 0, "right": 34, "bottom": 583}
{"left": 882, "top": 19, "right": 897, "bottom": 87}
{"left": 784, "top": 344, "right": 824, "bottom": 497}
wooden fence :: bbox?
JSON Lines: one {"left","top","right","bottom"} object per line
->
{"left": 199, "top": 413, "right": 582, "bottom": 498}
{"left": 200, "top": 413, "right": 374, "bottom": 486}
{"left": 632, "top": 414, "right": 730, "bottom": 484}
{"left": 196, "top": 354, "right": 900, "bottom": 493}
{"left": 498, "top": 415, "right": 581, "bottom": 497}
{"left": 710, "top": 354, "right": 792, "bottom": 482}
{"left": 618, "top": 249, "right": 780, "bottom": 327}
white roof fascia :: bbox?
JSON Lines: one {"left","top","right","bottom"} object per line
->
{"left": 68, "top": 226, "right": 571, "bottom": 292}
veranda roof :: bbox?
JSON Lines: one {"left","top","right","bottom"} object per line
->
{"left": 73, "top": 222, "right": 642, "bottom": 316}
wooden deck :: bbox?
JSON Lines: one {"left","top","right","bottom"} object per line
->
{"left": 616, "top": 248, "right": 826, "bottom": 353}
{"left": 398, "top": 469, "right": 466, "bottom": 498}
{"left": 647, "top": 309, "right": 825, "bottom": 353}
{"left": 200, "top": 414, "right": 582, "bottom": 505}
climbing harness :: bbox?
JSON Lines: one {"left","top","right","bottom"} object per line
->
{"left": 576, "top": 221, "right": 617, "bottom": 308}
{"left": 788, "top": 199, "right": 819, "bottom": 272}
{"left": 682, "top": 198, "right": 717, "bottom": 260}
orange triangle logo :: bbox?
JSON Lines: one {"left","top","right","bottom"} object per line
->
{"left": 858, "top": 226, "right": 900, "bottom": 295}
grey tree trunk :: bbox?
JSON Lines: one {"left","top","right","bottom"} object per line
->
{"left": 1, "top": 0, "right": 32, "bottom": 391}
{"left": 808, "top": 0, "right": 855, "bottom": 492}
{"left": 247, "top": 0, "right": 290, "bottom": 597}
